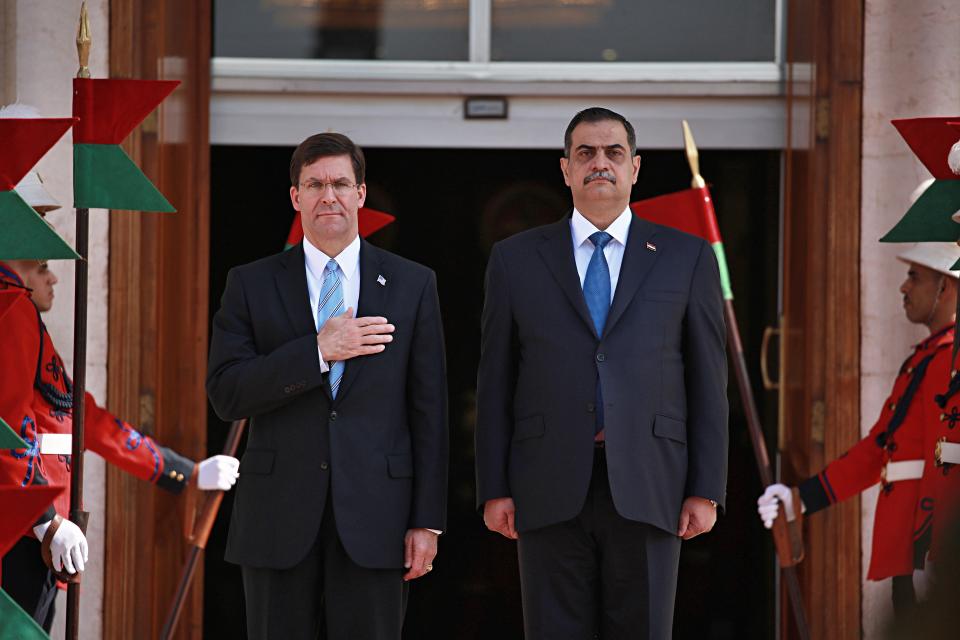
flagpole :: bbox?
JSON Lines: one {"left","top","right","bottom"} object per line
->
{"left": 682, "top": 121, "right": 810, "bottom": 640}
{"left": 66, "top": 4, "right": 92, "bottom": 638}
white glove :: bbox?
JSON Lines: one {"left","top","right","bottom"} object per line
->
{"left": 197, "top": 455, "right": 240, "bottom": 491}
{"left": 33, "top": 518, "right": 88, "bottom": 574}
{"left": 757, "top": 483, "right": 796, "bottom": 529}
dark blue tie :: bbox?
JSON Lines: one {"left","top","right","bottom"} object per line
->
{"left": 584, "top": 231, "right": 612, "bottom": 433}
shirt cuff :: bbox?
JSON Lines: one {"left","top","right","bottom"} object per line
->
{"left": 317, "top": 347, "right": 330, "bottom": 373}
{"left": 426, "top": 529, "right": 442, "bottom": 535}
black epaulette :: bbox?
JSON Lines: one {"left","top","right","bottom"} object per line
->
{"left": 876, "top": 350, "right": 939, "bottom": 448}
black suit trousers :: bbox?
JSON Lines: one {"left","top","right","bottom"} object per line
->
{"left": 517, "top": 448, "right": 681, "bottom": 640}
{"left": 241, "top": 492, "right": 409, "bottom": 640}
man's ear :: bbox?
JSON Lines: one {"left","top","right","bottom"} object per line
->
{"left": 289, "top": 185, "right": 301, "bottom": 212}
{"left": 559, "top": 157, "right": 571, "bottom": 187}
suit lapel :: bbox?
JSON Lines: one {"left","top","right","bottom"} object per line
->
{"left": 276, "top": 243, "right": 332, "bottom": 401}
{"left": 604, "top": 216, "right": 659, "bottom": 337}
{"left": 537, "top": 216, "right": 598, "bottom": 338}
{"left": 276, "top": 242, "right": 318, "bottom": 337}
{"left": 334, "top": 239, "right": 387, "bottom": 403}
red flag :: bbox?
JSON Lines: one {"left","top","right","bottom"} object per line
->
{"left": 0, "top": 289, "right": 26, "bottom": 323}
{"left": 73, "top": 78, "right": 179, "bottom": 144}
{"left": 285, "top": 207, "right": 396, "bottom": 248}
{"left": 629, "top": 186, "right": 722, "bottom": 244}
{"left": 892, "top": 117, "right": 960, "bottom": 180}
{"left": 0, "top": 118, "right": 75, "bottom": 190}
{"left": 631, "top": 185, "right": 732, "bottom": 300}
{"left": 0, "top": 486, "right": 64, "bottom": 558}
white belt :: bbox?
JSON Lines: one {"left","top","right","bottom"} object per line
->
{"left": 38, "top": 434, "right": 72, "bottom": 455}
{"left": 881, "top": 460, "right": 924, "bottom": 483}
{"left": 936, "top": 439, "right": 960, "bottom": 466}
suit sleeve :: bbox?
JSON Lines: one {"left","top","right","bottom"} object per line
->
{"left": 84, "top": 392, "right": 196, "bottom": 494}
{"left": 475, "top": 244, "right": 518, "bottom": 508}
{"left": 405, "top": 272, "right": 449, "bottom": 530}
{"left": 682, "top": 240, "right": 729, "bottom": 508}
{"left": 206, "top": 267, "right": 326, "bottom": 420}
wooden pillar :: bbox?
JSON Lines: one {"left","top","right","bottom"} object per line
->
{"left": 104, "top": 1, "right": 211, "bottom": 637}
{"left": 782, "top": 0, "right": 863, "bottom": 637}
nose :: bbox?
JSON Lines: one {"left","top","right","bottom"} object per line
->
{"left": 899, "top": 279, "right": 909, "bottom": 295}
{"left": 592, "top": 152, "right": 612, "bottom": 171}
{"left": 319, "top": 184, "right": 338, "bottom": 204}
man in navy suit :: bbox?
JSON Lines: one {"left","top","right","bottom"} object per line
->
{"left": 207, "top": 133, "right": 448, "bottom": 639}
{"left": 476, "top": 107, "right": 729, "bottom": 639}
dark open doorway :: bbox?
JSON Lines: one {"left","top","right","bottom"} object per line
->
{"left": 205, "top": 144, "right": 781, "bottom": 639}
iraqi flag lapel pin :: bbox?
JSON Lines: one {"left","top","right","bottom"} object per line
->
{"left": 646, "top": 241, "right": 657, "bottom": 252}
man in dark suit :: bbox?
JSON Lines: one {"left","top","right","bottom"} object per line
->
{"left": 207, "top": 132, "right": 448, "bottom": 639}
{"left": 476, "top": 107, "right": 728, "bottom": 639}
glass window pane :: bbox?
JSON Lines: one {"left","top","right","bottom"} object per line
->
{"left": 491, "top": 0, "right": 776, "bottom": 62}
{"left": 214, "top": 0, "right": 469, "bottom": 60}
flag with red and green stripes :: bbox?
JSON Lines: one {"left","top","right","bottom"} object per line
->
{"left": 72, "top": 78, "right": 179, "bottom": 211}
{"left": 630, "top": 185, "right": 732, "bottom": 300}
{"left": 0, "top": 117, "right": 79, "bottom": 259}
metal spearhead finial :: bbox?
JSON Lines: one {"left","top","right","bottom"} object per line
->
{"left": 681, "top": 120, "right": 707, "bottom": 189}
{"left": 77, "top": 2, "right": 91, "bottom": 79}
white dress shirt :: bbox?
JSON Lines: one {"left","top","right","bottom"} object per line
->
{"left": 570, "top": 207, "right": 632, "bottom": 299}
{"left": 304, "top": 234, "right": 361, "bottom": 372}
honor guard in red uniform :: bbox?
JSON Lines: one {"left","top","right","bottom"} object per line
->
{"left": 757, "top": 240, "right": 960, "bottom": 618}
{"left": 0, "top": 165, "right": 240, "bottom": 631}
{"left": 921, "top": 182, "right": 960, "bottom": 572}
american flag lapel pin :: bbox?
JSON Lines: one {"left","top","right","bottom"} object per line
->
{"left": 377, "top": 274, "right": 387, "bottom": 286}
{"left": 646, "top": 241, "right": 657, "bottom": 252}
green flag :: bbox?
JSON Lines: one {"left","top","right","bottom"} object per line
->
{"left": 0, "top": 191, "right": 79, "bottom": 260}
{"left": 0, "top": 588, "right": 49, "bottom": 639}
{"left": 0, "top": 416, "right": 28, "bottom": 450}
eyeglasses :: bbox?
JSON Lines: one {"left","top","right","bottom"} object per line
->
{"left": 298, "top": 180, "right": 360, "bottom": 197}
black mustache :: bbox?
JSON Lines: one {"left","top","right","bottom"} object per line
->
{"left": 584, "top": 171, "right": 616, "bottom": 185}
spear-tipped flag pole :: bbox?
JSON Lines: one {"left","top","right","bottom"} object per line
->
{"left": 65, "top": 4, "right": 179, "bottom": 637}
{"left": 630, "top": 121, "right": 810, "bottom": 640}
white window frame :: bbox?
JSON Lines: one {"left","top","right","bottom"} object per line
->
{"left": 210, "top": 0, "right": 787, "bottom": 149}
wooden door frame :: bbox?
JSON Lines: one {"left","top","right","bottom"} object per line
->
{"left": 782, "top": 0, "right": 863, "bottom": 637}
{"left": 104, "top": 1, "right": 211, "bottom": 637}
{"left": 98, "top": 0, "right": 863, "bottom": 636}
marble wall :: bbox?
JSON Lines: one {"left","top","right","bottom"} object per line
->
{"left": 860, "top": 1, "right": 960, "bottom": 637}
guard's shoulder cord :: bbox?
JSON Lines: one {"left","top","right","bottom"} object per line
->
{"left": 876, "top": 350, "right": 939, "bottom": 448}
{"left": 32, "top": 305, "right": 73, "bottom": 412}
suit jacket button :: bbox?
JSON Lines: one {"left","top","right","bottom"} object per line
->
{"left": 596, "top": 353, "right": 606, "bottom": 362}
{"left": 329, "top": 411, "right": 338, "bottom": 421}
{"left": 283, "top": 385, "right": 291, "bottom": 394}
{"left": 586, "top": 403, "right": 595, "bottom": 413}
{"left": 320, "top": 462, "right": 329, "bottom": 471}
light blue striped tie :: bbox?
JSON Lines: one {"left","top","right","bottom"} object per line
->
{"left": 317, "top": 259, "right": 345, "bottom": 397}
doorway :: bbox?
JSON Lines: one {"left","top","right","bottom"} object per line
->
{"left": 205, "top": 145, "right": 782, "bottom": 639}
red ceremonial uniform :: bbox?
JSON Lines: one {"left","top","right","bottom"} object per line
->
{"left": 924, "top": 355, "right": 960, "bottom": 561}
{"left": 798, "top": 325, "right": 953, "bottom": 580}
{"left": 0, "top": 263, "right": 194, "bottom": 524}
